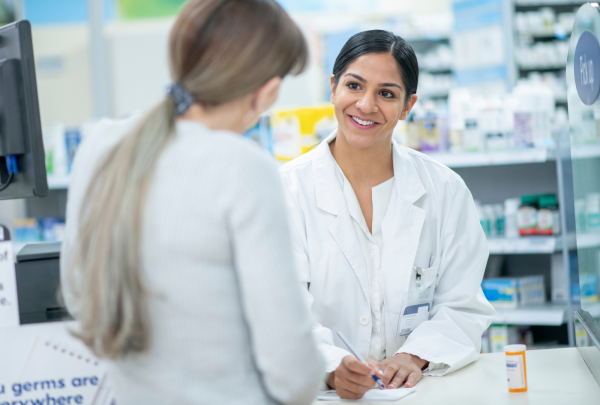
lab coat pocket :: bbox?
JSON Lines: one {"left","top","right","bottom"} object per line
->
{"left": 419, "top": 265, "right": 439, "bottom": 291}
{"left": 397, "top": 265, "right": 438, "bottom": 338}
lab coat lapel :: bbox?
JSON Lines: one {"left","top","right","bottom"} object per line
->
{"left": 329, "top": 209, "right": 370, "bottom": 303}
{"left": 381, "top": 142, "right": 426, "bottom": 313}
{"left": 313, "top": 133, "right": 370, "bottom": 304}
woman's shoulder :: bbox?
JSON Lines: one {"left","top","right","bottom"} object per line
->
{"left": 175, "top": 121, "right": 274, "bottom": 165}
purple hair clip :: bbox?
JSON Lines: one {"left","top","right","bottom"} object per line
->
{"left": 167, "top": 82, "right": 194, "bottom": 115}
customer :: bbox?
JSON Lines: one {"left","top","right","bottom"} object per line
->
{"left": 60, "top": 1, "right": 324, "bottom": 404}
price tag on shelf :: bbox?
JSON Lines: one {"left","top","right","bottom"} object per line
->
{"left": 0, "top": 224, "right": 19, "bottom": 328}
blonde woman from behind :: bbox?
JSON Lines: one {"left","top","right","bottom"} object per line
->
{"left": 60, "top": 0, "right": 324, "bottom": 404}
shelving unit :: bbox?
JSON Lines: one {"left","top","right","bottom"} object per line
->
{"left": 488, "top": 234, "right": 572, "bottom": 254}
{"left": 493, "top": 304, "right": 567, "bottom": 325}
{"left": 409, "top": 36, "right": 452, "bottom": 103}
{"left": 426, "top": 148, "right": 552, "bottom": 168}
{"left": 47, "top": 175, "right": 70, "bottom": 190}
{"left": 511, "top": 0, "right": 578, "bottom": 106}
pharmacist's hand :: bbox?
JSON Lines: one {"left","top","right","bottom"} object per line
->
{"left": 380, "top": 353, "right": 428, "bottom": 389}
{"left": 327, "top": 356, "right": 383, "bottom": 399}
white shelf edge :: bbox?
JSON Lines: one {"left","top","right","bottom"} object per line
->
{"left": 47, "top": 175, "right": 70, "bottom": 190}
{"left": 515, "top": 0, "right": 585, "bottom": 6}
{"left": 492, "top": 304, "right": 566, "bottom": 326}
{"left": 574, "top": 232, "right": 600, "bottom": 250}
{"left": 487, "top": 233, "right": 579, "bottom": 255}
{"left": 571, "top": 143, "right": 600, "bottom": 160}
{"left": 583, "top": 302, "right": 600, "bottom": 318}
{"left": 425, "top": 148, "right": 552, "bottom": 168}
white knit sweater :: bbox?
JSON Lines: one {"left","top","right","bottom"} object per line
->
{"left": 60, "top": 117, "right": 324, "bottom": 405}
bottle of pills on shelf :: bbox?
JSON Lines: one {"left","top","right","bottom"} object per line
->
{"left": 517, "top": 195, "right": 538, "bottom": 236}
{"left": 505, "top": 344, "right": 527, "bottom": 392}
{"left": 537, "top": 194, "right": 560, "bottom": 235}
{"left": 504, "top": 198, "right": 520, "bottom": 238}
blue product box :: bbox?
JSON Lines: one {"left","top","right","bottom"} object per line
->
{"left": 482, "top": 279, "right": 518, "bottom": 308}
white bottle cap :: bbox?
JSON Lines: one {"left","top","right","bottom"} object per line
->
{"left": 504, "top": 344, "right": 526, "bottom": 353}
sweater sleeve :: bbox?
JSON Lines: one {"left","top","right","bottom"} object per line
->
{"left": 226, "top": 146, "right": 325, "bottom": 405}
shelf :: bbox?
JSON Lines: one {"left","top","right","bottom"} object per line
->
{"left": 493, "top": 304, "right": 566, "bottom": 326}
{"left": 418, "top": 90, "right": 450, "bottom": 98}
{"left": 488, "top": 236, "right": 555, "bottom": 254}
{"left": 425, "top": 148, "right": 551, "bottom": 168}
{"left": 517, "top": 31, "right": 570, "bottom": 39}
{"left": 571, "top": 143, "right": 600, "bottom": 159}
{"left": 574, "top": 231, "right": 600, "bottom": 250}
{"left": 419, "top": 67, "right": 452, "bottom": 74}
{"left": 518, "top": 64, "right": 566, "bottom": 71}
{"left": 583, "top": 302, "right": 600, "bottom": 318}
{"left": 47, "top": 175, "right": 70, "bottom": 190}
{"left": 515, "top": 0, "right": 588, "bottom": 6}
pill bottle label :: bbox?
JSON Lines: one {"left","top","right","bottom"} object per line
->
{"left": 506, "top": 353, "right": 527, "bottom": 391}
{"left": 517, "top": 207, "right": 537, "bottom": 235}
{"left": 537, "top": 208, "right": 553, "bottom": 235}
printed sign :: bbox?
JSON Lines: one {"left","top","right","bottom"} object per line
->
{"left": 574, "top": 30, "right": 600, "bottom": 105}
{"left": 0, "top": 224, "right": 19, "bottom": 328}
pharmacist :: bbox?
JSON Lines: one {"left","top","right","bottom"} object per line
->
{"left": 280, "top": 30, "right": 496, "bottom": 400}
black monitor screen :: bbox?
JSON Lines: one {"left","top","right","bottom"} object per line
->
{"left": 0, "top": 20, "right": 47, "bottom": 200}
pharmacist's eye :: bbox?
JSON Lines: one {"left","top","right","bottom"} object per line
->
{"left": 347, "top": 82, "right": 361, "bottom": 90}
{"left": 381, "top": 90, "right": 395, "bottom": 98}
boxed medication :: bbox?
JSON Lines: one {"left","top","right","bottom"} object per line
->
{"left": 482, "top": 276, "right": 545, "bottom": 308}
{"left": 482, "top": 279, "right": 518, "bottom": 308}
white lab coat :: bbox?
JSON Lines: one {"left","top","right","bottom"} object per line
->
{"left": 280, "top": 132, "right": 496, "bottom": 375}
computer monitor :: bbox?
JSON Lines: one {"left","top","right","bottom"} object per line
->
{"left": 0, "top": 20, "right": 47, "bottom": 200}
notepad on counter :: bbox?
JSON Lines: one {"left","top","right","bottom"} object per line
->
{"left": 317, "top": 387, "right": 415, "bottom": 402}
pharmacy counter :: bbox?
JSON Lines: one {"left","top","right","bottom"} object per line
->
{"left": 314, "top": 348, "right": 600, "bottom": 404}
{"left": 2, "top": 323, "right": 599, "bottom": 404}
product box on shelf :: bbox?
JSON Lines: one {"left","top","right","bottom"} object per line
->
{"left": 482, "top": 279, "right": 519, "bottom": 308}
{"left": 486, "top": 325, "right": 533, "bottom": 353}
{"left": 489, "top": 325, "right": 520, "bottom": 353}
{"left": 482, "top": 276, "right": 545, "bottom": 308}
{"left": 572, "top": 273, "right": 599, "bottom": 305}
{"left": 270, "top": 105, "right": 336, "bottom": 162}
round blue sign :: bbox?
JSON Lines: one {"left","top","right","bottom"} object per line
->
{"left": 575, "top": 30, "right": 600, "bottom": 105}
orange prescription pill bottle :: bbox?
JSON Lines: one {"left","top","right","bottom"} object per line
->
{"left": 505, "top": 344, "right": 527, "bottom": 392}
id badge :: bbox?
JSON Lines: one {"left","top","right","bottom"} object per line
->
{"left": 397, "top": 267, "right": 435, "bottom": 337}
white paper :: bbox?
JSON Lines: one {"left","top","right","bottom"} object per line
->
{"left": 317, "top": 388, "right": 415, "bottom": 402}
{"left": 0, "top": 239, "right": 19, "bottom": 328}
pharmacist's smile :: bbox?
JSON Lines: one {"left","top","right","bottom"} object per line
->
{"left": 347, "top": 114, "right": 381, "bottom": 130}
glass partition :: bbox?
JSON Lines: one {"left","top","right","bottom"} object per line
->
{"left": 567, "top": 2, "right": 600, "bottom": 384}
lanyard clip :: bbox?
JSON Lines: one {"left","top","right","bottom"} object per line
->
{"left": 415, "top": 267, "right": 423, "bottom": 293}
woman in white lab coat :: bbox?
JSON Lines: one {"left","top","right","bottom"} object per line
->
{"left": 280, "top": 30, "right": 495, "bottom": 399}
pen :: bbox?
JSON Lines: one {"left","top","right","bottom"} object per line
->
{"left": 337, "top": 331, "right": 386, "bottom": 390}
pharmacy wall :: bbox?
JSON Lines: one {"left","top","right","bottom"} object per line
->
{"left": 1, "top": 0, "right": 597, "bottom": 354}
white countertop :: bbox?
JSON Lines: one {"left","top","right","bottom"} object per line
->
{"left": 314, "top": 347, "right": 600, "bottom": 404}
{"left": 2, "top": 322, "right": 599, "bottom": 404}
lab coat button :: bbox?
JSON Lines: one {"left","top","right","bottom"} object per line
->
{"left": 359, "top": 316, "right": 370, "bottom": 326}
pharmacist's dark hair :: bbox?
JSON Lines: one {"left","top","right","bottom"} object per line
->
{"left": 332, "top": 30, "right": 418, "bottom": 102}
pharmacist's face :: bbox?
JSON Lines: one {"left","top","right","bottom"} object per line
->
{"left": 330, "top": 52, "right": 415, "bottom": 149}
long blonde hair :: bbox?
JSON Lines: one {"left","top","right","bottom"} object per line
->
{"left": 68, "top": 0, "right": 307, "bottom": 359}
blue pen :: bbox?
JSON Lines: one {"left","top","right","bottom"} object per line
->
{"left": 337, "top": 331, "right": 386, "bottom": 390}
